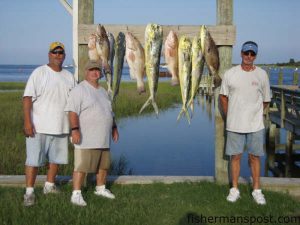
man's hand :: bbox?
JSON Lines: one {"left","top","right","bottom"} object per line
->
{"left": 23, "top": 121, "right": 35, "bottom": 137}
{"left": 71, "top": 130, "right": 81, "bottom": 144}
{"left": 112, "top": 127, "right": 119, "bottom": 143}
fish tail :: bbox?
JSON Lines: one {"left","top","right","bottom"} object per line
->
{"left": 188, "top": 99, "right": 195, "bottom": 118}
{"left": 177, "top": 106, "right": 191, "bottom": 124}
{"left": 139, "top": 97, "right": 152, "bottom": 114}
{"left": 152, "top": 101, "right": 159, "bottom": 116}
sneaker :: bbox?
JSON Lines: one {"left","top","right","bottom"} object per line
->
{"left": 24, "top": 193, "right": 35, "bottom": 207}
{"left": 71, "top": 192, "right": 87, "bottom": 207}
{"left": 252, "top": 189, "right": 266, "bottom": 205}
{"left": 94, "top": 188, "right": 115, "bottom": 199}
{"left": 226, "top": 187, "right": 240, "bottom": 203}
{"left": 43, "top": 184, "right": 60, "bottom": 194}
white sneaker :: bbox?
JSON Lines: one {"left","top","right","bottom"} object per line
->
{"left": 252, "top": 189, "right": 266, "bottom": 205}
{"left": 71, "top": 192, "right": 87, "bottom": 207}
{"left": 43, "top": 184, "right": 60, "bottom": 194}
{"left": 94, "top": 188, "right": 115, "bottom": 199}
{"left": 226, "top": 187, "right": 240, "bottom": 203}
{"left": 24, "top": 193, "right": 35, "bottom": 207}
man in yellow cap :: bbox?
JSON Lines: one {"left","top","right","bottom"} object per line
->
{"left": 23, "top": 41, "right": 76, "bottom": 206}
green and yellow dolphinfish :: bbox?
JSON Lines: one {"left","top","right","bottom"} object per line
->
{"left": 188, "top": 35, "right": 205, "bottom": 115}
{"left": 139, "top": 23, "right": 163, "bottom": 116}
{"left": 177, "top": 36, "right": 192, "bottom": 124}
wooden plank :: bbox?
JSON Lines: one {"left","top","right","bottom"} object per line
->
{"left": 78, "top": 24, "right": 236, "bottom": 46}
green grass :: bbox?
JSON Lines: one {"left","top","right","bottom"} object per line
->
{"left": 0, "top": 82, "right": 26, "bottom": 90}
{"left": 1, "top": 182, "right": 299, "bottom": 225}
{"left": 0, "top": 81, "right": 181, "bottom": 175}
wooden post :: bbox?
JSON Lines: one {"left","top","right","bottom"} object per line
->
{"left": 77, "top": 0, "right": 94, "bottom": 82}
{"left": 285, "top": 131, "right": 294, "bottom": 177}
{"left": 215, "top": 0, "right": 233, "bottom": 184}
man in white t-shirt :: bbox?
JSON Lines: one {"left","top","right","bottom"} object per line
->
{"left": 219, "top": 41, "right": 271, "bottom": 205}
{"left": 65, "top": 60, "right": 119, "bottom": 207}
{"left": 23, "top": 42, "right": 76, "bottom": 206}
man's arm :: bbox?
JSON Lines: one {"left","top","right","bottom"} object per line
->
{"left": 219, "top": 94, "right": 228, "bottom": 117}
{"left": 69, "top": 111, "right": 81, "bottom": 144}
{"left": 263, "top": 102, "right": 269, "bottom": 109}
{"left": 23, "top": 96, "right": 35, "bottom": 137}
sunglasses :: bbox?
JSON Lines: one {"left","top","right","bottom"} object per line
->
{"left": 243, "top": 51, "right": 256, "bottom": 57}
{"left": 50, "top": 50, "right": 65, "bottom": 55}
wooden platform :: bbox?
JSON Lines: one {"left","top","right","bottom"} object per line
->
{"left": 266, "top": 85, "right": 300, "bottom": 177}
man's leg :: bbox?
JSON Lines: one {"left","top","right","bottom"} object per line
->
{"left": 47, "top": 163, "right": 59, "bottom": 183}
{"left": 249, "top": 154, "right": 261, "bottom": 189}
{"left": 25, "top": 166, "right": 38, "bottom": 187}
{"left": 73, "top": 171, "right": 86, "bottom": 190}
{"left": 231, "top": 153, "right": 242, "bottom": 188}
{"left": 94, "top": 151, "right": 115, "bottom": 199}
{"left": 96, "top": 169, "right": 107, "bottom": 186}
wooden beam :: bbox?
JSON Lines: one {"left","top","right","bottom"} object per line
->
{"left": 78, "top": 24, "right": 236, "bottom": 46}
{"left": 215, "top": 0, "right": 233, "bottom": 184}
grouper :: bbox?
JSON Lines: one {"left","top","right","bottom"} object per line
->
{"left": 200, "top": 25, "right": 222, "bottom": 87}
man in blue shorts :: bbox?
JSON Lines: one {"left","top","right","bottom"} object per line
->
{"left": 23, "top": 42, "right": 76, "bottom": 206}
{"left": 219, "top": 41, "right": 271, "bottom": 205}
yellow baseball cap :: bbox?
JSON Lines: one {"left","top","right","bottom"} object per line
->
{"left": 49, "top": 42, "right": 65, "bottom": 52}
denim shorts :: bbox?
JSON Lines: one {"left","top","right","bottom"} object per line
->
{"left": 25, "top": 133, "right": 68, "bottom": 167}
{"left": 225, "top": 129, "right": 265, "bottom": 156}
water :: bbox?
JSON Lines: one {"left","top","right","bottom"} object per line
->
{"left": 0, "top": 65, "right": 298, "bottom": 177}
{"left": 0, "top": 64, "right": 171, "bottom": 82}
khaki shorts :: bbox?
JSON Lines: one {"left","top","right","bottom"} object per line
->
{"left": 74, "top": 148, "right": 111, "bottom": 173}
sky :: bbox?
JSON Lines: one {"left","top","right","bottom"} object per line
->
{"left": 0, "top": 0, "right": 299, "bottom": 65}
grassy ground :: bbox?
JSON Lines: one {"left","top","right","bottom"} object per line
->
{"left": 1, "top": 182, "right": 300, "bottom": 225}
{"left": 0, "top": 81, "right": 181, "bottom": 175}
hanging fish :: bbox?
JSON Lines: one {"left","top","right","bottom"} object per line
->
{"left": 125, "top": 32, "right": 146, "bottom": 94}
{"left": 139, "top": 23, "right": 163, "bottom": 116}
{"left": 164, "top": 30, "right": 179, "bottom": 86}
{"left": 177, "top": 36, "right": 192, "bottom": 124}
{"left": 188, "top": 36, "right": 205, "bottom": 115}
{"left": 112, "top": 32, "right": 126, "bottom": 102}
{"left": 200, "top": 25, "right": 222, "bottom": 87}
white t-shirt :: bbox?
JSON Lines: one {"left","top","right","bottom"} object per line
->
{"left": 65, "top": 80, "right": 114, "bottom": 149}
{"left": 220, "top": 65, "right": 271, "bottom": 133}
{"left": 23, "top": 65, "right": 76, "bottom": 134}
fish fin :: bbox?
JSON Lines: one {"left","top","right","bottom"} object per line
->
{"left": 152, "top": 101, "right": 159, "bottom": 117}
{"left": 139, "top": 97, "right": 152, "bottom": 114}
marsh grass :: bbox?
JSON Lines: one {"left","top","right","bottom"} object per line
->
{"left": 1, "top": 182, "right": 300, "bottom": 225}
{"left": 0, "top": 81, "right": 181, "bottom": 174}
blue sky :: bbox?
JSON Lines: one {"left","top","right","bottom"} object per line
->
{"left": 0, "top": 0, "right": 299, "bottom": 65}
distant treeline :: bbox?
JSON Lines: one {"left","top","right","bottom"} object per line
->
{"left": 276, "top": 58, "right": 300, "bottom": 67}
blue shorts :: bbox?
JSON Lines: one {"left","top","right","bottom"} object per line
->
{"left": 225, "top": 129, "right": 265, "bottom": 156}
{"left": 25, "top": 133, "right": 68, "bottom": 167}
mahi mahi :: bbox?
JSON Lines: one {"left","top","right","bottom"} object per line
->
{"left": 96, "top": 24, "right": 112, "bottom": 96}
{"left": 187, "top": 36, "right": 205, "bottom": 115}
{"left": 139, "top": 23, "right": 163, "bottom": 116}
{"left": 177, "top": 36, "right": 192, "bottom": 124}
{"left": 125, "top": 32, "right": 146, "bottom": 94}
{"left": 112, "top": 32, "right": 126, "bottom": 102}
{"left": 164, "top": 30, "right": 179, "bottom": 86}
{"left": 200, "top": 25, "right": 222, "bottom": 87}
